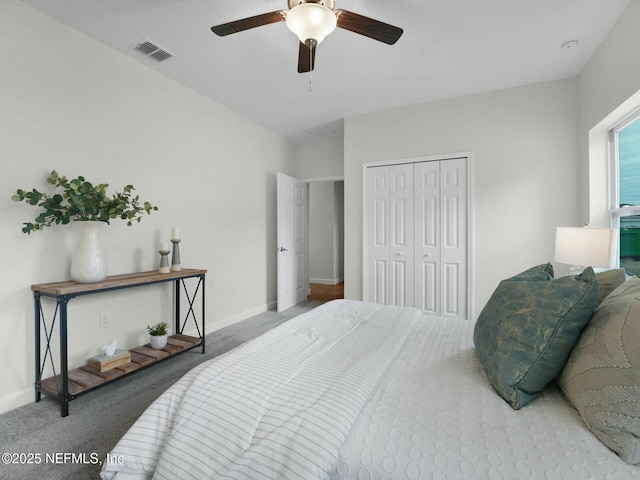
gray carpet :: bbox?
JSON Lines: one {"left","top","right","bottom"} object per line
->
{"left": 0, "top": 301, "right": 321, "bottom": 480}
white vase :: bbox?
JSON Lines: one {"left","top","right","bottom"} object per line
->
{"left": 150, "top": 335, "right": 168, "bottom": 350}
{"left": 70, "top": 221, "right": 107, "bottom": 283}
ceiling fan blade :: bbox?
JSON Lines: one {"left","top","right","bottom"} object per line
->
{"left": 298, "top": 42, "right": 316, "bottom": 73}
{"left": 211, "top": 11, "right": 286, "bottom": 36}
{"left": 336, "top": 10, "right": 403, "bottom": 45}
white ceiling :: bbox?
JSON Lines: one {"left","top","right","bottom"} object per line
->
{"left": 23, "top": 0, "right": 630, "bottom": 143}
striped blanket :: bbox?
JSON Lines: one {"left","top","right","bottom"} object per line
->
{"left": 101, "top": 300, "right": 422, "bottom": 480}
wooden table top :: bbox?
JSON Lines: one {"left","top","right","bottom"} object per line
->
{"left": 32, "top": 268, "right": 207, "bottom": 296}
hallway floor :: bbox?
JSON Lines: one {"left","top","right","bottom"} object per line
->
{"left": 308, "top": 282, "right": 344, "bottom": 302}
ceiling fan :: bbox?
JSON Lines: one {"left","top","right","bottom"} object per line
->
{"left": 211, "top": 0, "right": 403, "bottom": 73}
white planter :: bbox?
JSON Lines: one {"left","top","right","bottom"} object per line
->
{"left": 70, "top": 221, "right": 107, "bottom": 283}
{"left": 150, "top": 335, "right": 168, "bottom": 350}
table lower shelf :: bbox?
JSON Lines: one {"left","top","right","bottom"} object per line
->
{"left": 40, "top": 334, "right": 202, "bottom": 398}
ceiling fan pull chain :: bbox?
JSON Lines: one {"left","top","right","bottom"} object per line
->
{"left": 309, "top": 73, "right": 313, "bottom": 92}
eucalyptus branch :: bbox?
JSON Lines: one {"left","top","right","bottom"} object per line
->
{"left": 11, "top": 170, "right": 158, "bottom": 234}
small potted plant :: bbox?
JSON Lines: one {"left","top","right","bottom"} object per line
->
{"left": 147, "top": 322, "right": 168, "bottom": 350}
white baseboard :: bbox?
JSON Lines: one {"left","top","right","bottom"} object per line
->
{"left": 309, "top": 277, "right": 344, "bottom": 285}
{"left": 0, "top": 389, "right": 35, "bottom": 416}
{"left": 181, "top": 300, "right": 277, "bottom": 337}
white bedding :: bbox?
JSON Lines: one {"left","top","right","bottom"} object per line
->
{"left": 101, "top": 300, "right": 422, "bottom": 480}
{"left": 333, "top": 314, "right": 640, "bottom": 480}
{"left": 102, "top": 300, "right": 640, "bottom": 480}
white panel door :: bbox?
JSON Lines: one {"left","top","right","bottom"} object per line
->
{"left": 389, "top": 164, "right": 414, "bottom": 307}
{"left": 414, "top": 161, "right": 441, "bottom": 315}
{"left": 277, "top": 173, "right": 308, "bottom": 312}
{"left": 364, "top": 156, "right": 469, "bottom": 318}
{"left": 440, "top": 158, "right": 467, "bottom": 318}
{"left": 364, "top": 167, "right": 390, "bottom": 304}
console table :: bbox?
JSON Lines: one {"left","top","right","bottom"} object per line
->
{"left": 32, "top": 268, "right": 206, "bottom": 417}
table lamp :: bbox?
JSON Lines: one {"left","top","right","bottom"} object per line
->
{"left": 554, "top": 225, "right": 617, "bottom": 272}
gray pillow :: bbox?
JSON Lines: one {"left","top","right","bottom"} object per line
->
{"left": 595, "top": 268, "right": 626, "bottom": 306}
{"left": 558, "top": 277, "right": 640, "bottom": 465}
{"left": 474, "top": 266, "right": 598, "bottom": 409}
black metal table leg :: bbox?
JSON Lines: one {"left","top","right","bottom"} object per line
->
{"left": 59, "top": 296, "right": 69, "bottom": 417}
{"left": 201, "top": 275, "right": 206, "bottom": 353}
{"left": 175, "top": 279, "right": 181, "bottom": 335}
{"left": 34, "top": 293, "right": 41, "bottom": 403}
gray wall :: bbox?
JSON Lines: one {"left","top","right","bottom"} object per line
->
{"left": 577, "top": 0, "right": 640, "bottom": 227}
{"left": 1, "top": 1, "right": 296, "bottom": 414}
{"left": 344, "top": 79, "right": 579, "bottom": 318}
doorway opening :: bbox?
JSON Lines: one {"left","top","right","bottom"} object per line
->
{"left": 307, "top": 179, "right": 344, "bottom": 303}
{"left": 277, "top": 174, "right": 345, "bottom": 312}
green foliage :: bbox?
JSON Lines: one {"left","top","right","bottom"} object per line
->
{"left": 146, "top": 322, "right": 168, "bottom": 336}
{"left": 11, "top": 170, "right": 158, "bottom": 234}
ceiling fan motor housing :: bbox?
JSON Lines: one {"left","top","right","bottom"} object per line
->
{"left": 288, "top": 0, "right": 335, "bottom": 9}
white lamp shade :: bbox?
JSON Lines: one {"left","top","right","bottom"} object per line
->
{"left": 286, "top": 3, "right": 337, "bottom": 45}
{"left": 554, "top": 226, "right": 618, "bottom": 268}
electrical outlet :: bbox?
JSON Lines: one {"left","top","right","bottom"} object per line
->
{"left": 99, "top": 312, "right": 110, "bottom": 329}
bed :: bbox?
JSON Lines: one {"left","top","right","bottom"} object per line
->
{"left": 101, "top": 271, "right": 640, "bottom": 479}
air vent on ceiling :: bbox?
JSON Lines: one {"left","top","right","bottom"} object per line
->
{"left": 133, "top": 40, "right": 174, "bottom": 63}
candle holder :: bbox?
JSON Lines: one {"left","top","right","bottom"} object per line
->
{"left": 171, "top": 238, "right": 181, "bottom": 271}
{"left": 158, "top": 248, "right": 170, "bottom": 273}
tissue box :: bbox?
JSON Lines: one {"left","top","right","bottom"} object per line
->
{"left": 88, "top": 349, "right": 131, "bottom": 372}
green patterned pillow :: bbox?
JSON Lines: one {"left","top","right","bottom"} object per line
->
{"left": 474, "top": 266, "right": 598, "bottom": 409}
{"left": 504, "top": 262, "right": 554, "bottom": 282}
{"left": 558, "top": 277, "right": 640, "bottom": 464}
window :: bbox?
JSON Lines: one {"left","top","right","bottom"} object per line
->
{"left": 610, "top": 110, "right": 640, "bottom": 276}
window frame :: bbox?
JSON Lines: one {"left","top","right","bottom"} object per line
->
{"left": 608, "top": 108, "right": 640, "bottom": 267}
{"left": 609, "top": 108, "right": 640, "bottom": 218}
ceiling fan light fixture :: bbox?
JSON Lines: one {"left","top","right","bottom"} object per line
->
{"left": 286, "top": 3, "right": 337, "bottom": 45}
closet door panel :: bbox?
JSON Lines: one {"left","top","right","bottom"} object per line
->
{"left": 365, "top": 167, "right": 390, "bottom": 304}
{"left": 373, "top": 260, "right": 387, "bottom": 304}
{"left": 389, "top": 164, "right": 414, "bottom": 307}
{"left": 443, "top": 196, "right": 460, "bottom": 247}
{"left": 414, "top": 161, "right": 441, "bottom": 315}
{"left": 441, "top": 158, "right": 467, "bottom": 318}
{"left": 419, "top": 261, "right": 438, "bottom": 313}
{"left": 373, "top": 199, "right": 387, "bottom": 246}
{"left": 443, "top": 263, "right": 460, "bottom": 316}
{"left": 391, "top": 261, "right": 408, "bottom": 306}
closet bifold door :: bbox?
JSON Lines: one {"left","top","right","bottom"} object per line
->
{"left": 389, "top": 164, "right": 414, "bottom": 307}
{"left": 414, "top": 161, "right": 441, "bottom": 315}
{"left": 365, "top": 157, "right": 467, "bottom": 317}
{"left": 365, "top": 166, "right": 390, "bottom": 305}
{"left": 365, "top": 164, "right": 414, "bottom": 307}
{"left": 439, "top": 158, "right": 467, "bottom": 318}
